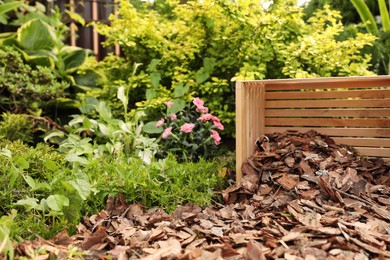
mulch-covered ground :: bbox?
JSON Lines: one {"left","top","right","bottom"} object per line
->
{"left": 14, "top": 130, "right": 390, "bottom": 259}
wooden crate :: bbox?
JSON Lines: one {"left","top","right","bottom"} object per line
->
{"left": 236, "top": 76, "right": 390, "bottom": 182}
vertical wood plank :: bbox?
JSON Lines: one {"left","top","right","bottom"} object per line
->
{"left": 236, "top": 82, "right": 265, "bottom": 183}
{"left": 114, "top": 0, "right": 120, "bottom": 56}
{"left": 92, "top": 0, "right": 99, "bottom": 59}
{"left": 69, "top": 0, "right": 76, "bottom": 47}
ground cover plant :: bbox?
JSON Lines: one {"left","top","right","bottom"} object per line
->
{"left": 0, "top": 0, "right": 388, "bottom": 259}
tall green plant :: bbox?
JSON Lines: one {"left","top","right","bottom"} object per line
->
{"left": 350, "top": 0, "right": 390, "bottom": 74}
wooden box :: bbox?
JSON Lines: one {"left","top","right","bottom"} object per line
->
{"left": 235, "top": 76, "right": 390, "bottom": 182}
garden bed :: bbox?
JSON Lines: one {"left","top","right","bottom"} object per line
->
{"left": 12, "top": 130, "right": 390, "bottom": 259}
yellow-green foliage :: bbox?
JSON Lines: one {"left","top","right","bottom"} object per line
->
{"left": 95, "top": 0, "right": 376, "bottom": 135}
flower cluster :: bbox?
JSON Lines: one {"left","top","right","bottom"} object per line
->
{"left": 155, "top": 98, "right": 224, "bottom": 161}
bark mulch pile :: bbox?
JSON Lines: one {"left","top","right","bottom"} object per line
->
{"left": 15, "top": 130, "right": 390, "bottom": 259}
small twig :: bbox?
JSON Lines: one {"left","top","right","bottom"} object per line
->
{"left": 27, "top": 115, "right": 68, "bottom": 133}
{"left": 331, "top": 187, "right": 372, "bottom": 206}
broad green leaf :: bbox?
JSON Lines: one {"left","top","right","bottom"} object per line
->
{"left": 16, "top": 198, "right": 39, "bottom": 211}
{"left": 17, "top": 19, "right": 58, "bottom": 50}
{"left": 195, "top": 68, "right": 209, "bottom": 84}
{"left": 0, "top": 2, "right": 23, "bottom": 15}
{"left": 0, "top": 148, "right": 12, "bottom": 159}
{"left": 148, "top": 59, "right": 160, "bottom": 71}
{"left": 170, "top": 98, "right": 186, "bottom": 114}
{"left": 46, "top": 195, "right": 69, "bottom": 211}
{"left": 44, "top": 160, "right": 58, "bottom": 172}
{"left": 150, "top": 72, "right": 161, "bottom": 88}
{"left": 13, "top": 156, "right": 29, "bottom": 169}
{"left": 98, "top": 123, "right": 110, "bottom": 136}
{"left": 22, "top": 175, "right": 36, "bottom": 189}
{"left": 67, "top": 179, "right": 91, "bottom": 200}
{"left": 146, "top": 88, "right": 156, "bottom": 100}
{"left": 44, "top": 130, "right": 64, "bottom": 143}
{"left": 26, "top": 55, "right": 55, "bottom": 69}
{"left": 60, "top": 46, "right": 88, "bottom": 72}
{"left": 174, "top": 83, "right": 189, "bottom": 97}
{"left": 117, "top": 86, "right": 128, "bottom": 108}
{"left": 65, "top": 154, "right": 89, "bottom": 165}
{"left": 143, "top": 121, "right": 164, "bottom": 134}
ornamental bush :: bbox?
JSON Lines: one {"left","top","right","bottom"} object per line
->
{"left": 95, "top": 0, "right": 376, "bottom": 136}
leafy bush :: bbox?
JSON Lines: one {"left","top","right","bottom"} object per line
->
{"left": 95, "top": 0, "right": 376, "bottom": 136}
{"left": 0, "top": 138, "right": 223, "bottom": 239}
{"left": 0, "top": 112, "right": 33, "bottom": 143}
{"left": 0, "top": 47, "right": 68, "bottom": 115}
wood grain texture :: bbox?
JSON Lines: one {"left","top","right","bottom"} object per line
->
{"left": 236, "top": 76, "right": 390, "bottom": 183}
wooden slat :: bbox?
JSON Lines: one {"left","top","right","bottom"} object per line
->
{"left": 332, "top": 138, "right": 390, "bottom": 148}
{"left": 265, "top": 109, "right": 390, "bottom": 118}
{"left": 249, "top": 76, "right": 390, "bottom": 90}
{"left": 354, "top": 147, "right": 390, "bottom": 157}
{"left": 264, "top": 127, "right": 390, "bottom": 137}
{"left": 265, "top": 118, "right": 390, "bottom": 127}
{"left": 266, "top": 99, "right": 390, "bottom": 108}
{"left": 235, "top": 82, "right": 266, "bottom": 183}
{"left": 266, "top": 89, "right": 390, "bottom": 100}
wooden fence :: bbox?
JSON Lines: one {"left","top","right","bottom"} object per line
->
{"left": 236, "top": 76, "right": 390, "bottom": 182}
{"left": 51, "top": 0, "right": 120, "bottom": 60}
{"left": 0, "top": 0, "right": 120, "bottom": 60}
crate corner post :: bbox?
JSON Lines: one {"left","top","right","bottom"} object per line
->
{"left": 236, "top": 81, "right": 265, "bottom": 184}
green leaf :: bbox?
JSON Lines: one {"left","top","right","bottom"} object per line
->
{"left": 0, "top": 2, "right": 23, "bottom": 15}
{"left": 65, "top": 10, "right": 85, "bottom": 26}
{"left": 117, "top": 86, "right": 128, "bottom": 108}
{"left": 60, "top": 46, "right": 88, "bottom": 72}
{"left": 65, "top": 154, "right": 89, "bottom": 165}
{"left": 44, "top": 160, "right": 58, "bottom": 172}
{"left": 146, "top": 88, "right": 157, "bottom": 100}
{"left": 170, "top": 99, "right": 186, "bottom": 114}
{"left": 350, "top": 0, "right": 380, "bottom": 36}
{"left": 45, "top": 195, "right": 69, "bottom": 211}
{"left": 22, "top": 175, "right": 36, "bottom": 189}
{"left": 174, "top": 83, "right": 189, "bottom": 98}
{"left": 148, "top": 59, "right": 160, "bottom": 71}
{"left": 9, "top": 167, "right": 19, "bottom": 189}
{"left": 16, "top": 198, "right": 39, "bottom": 211}
{"left": 67, "top": 179, "right": 91, "bottom": 200}
{"left": 378, "top": 0, "right": 390, "bottom": 32}
{"left": 0, "top": 148, "right": 12, "bottom": 159}
{"left": 17, "top": 19, "right": 59, "bottom": 50}
{"left": 44, "top": 130, "right": 65, "bottom": 143}
{"left": 150, "top": 72, "right": 161, "bottom": 88}
{"left": 13, "top": 156, "right": 29, "bottom": 170}
{"left": 195, "top": 69, "right": 209, "bottom": 84}
{"left": 143, "top": 121, "right": 164, "bottom": 134}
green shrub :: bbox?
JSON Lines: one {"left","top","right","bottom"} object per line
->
{"left": 0, "top": 47, "right": 68, "bottom": 115}
{"left": 0, "top": 112, "right": 33, "bottom": 143}
{"left": 95, "top": 0, "right": 376, "bottom": 136}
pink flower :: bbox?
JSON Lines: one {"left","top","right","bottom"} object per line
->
{"left": 212, "top": 117, "right": 224, "bottom": 130}
{"left": 156, "top": 118, "right": 165, "bottom": 127}
{"left": 210, "top": 130, "right": 221, "bottom": 145}
{"left": 193, "top": 97, "right": 209, "bottom": 113}
{"left": 180, "top": 123, "right": 195, "bottom": 133}
{"left": 197, "top": 113, "right": 214, "bottom": 122}
{"left": 170, "top": 113, "right": 177, "bottom": 121}
{"left": 193, "top": 97, "right": 204, "bottom": 108}
{"left": 165, "top": 101, "right": 174, "bottom": 107}
{"left": 162, "top": 127, "right": 172, "bottom": 138}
